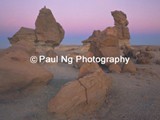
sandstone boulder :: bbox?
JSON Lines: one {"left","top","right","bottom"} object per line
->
{"left": 82, "top": 30, "right": 101, "bottom": 45}
{"left": 100, "top": 47, "right": 120, "bottom": 57}
{"left": 122, "top": 60, "right": 136, "bottom": 73}
{"left": 9, "top": 6, "right": 64, "bottom": 55}
{"left": 155, "top": 59, "right": 160, "bottom": 65}
{"left": 136, "top": 51, "right": 154, "bottom": 64}
{"left": 122, "top": 45, "right": 139, "bottom": 58}
{"left": 35, "top": 6, "right": 65, "bottom": 47}
{"left": 111, "top": 10, "right": 130, "bottom": 47}
{"left": 69, "top": 52, "right": 94, "bottom": 69}
{"left": 82, "top": 10, "right": 130, "bottom": 60}
{"left": 111, "top": 10, "right": 128, "bottom": 26}
{"left": 9, "top": 27, "right": 36, "bottom": 45}
{"left": 48, "top": 63, "right": 111, "bottom": 117}
{"left": 88, "top": 27, "right": 120, "bottom": 58}
{"left": 78, "top": 62, "right": 100, "bottom": 78}
{"left": 0, "top": 41, "right": 53, "bottom": 93}
{"left": 46, "top": 49, "right": 57, "bottom": 57}
{"left": 108, "top": 64, "right": 121, "bottom": 73}
{"left": 145, "top": 46, "right": 153, "bottom": 51}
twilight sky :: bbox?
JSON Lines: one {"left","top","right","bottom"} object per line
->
{"left": 0, "top": 0, "right": 160, "bottom": 48}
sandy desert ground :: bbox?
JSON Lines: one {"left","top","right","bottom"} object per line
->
{"left": 0, "top": 45, "right": 160, "bottom": 120}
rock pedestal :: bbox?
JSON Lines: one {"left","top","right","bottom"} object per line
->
{"left": 9, "top": 6, "right": 65, "bottom": 55}
{"left": 111, "top": 10, "right": 130, "bottom": 47}
{"left": 35, "top": 6, "right": 65, "bottom": 47}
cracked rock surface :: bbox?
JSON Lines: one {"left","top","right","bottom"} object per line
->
{"left": 48, "top": 62, "right": 112, "bottom": 117}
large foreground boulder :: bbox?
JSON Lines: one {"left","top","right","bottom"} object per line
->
{"left": 48, "top": 63, "right": 111, "bottom": 117}
{"left": 0, "top": 41, "right": 53, "bottom": 93}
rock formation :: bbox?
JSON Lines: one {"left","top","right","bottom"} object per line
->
{"left": 108, "top": 64, "right": 121, "bottom": 73}
{"left": 82, "top": 10, "right": 130, "bottom": 61}
{"left": 0, "top": 41, "right": 53, "bottom": 93}
{"left": 8, "top": 27, "right": 36, "bottom": 45}
{"left": 35, "top": 6, "right": 65, "bottom": 47}
{"left": 155, "top": 59, "right": 160, "bottom": 65}
{"left": 89, "top": 27, "right": 120, "bottom": 58}
{"left": 122, "top": 60, "right": 137, "bottom": 73}
{"left": 9, "top": 6, "right": 64, "bottom": 54}
{"left": 136, "top": 51, "right": 154, "bottom": 64}
{"left": 48, "top": 62, "right": 111, "bottom": 117}
{"left": 112, "top": 10, "right": 130, "bottom": 47}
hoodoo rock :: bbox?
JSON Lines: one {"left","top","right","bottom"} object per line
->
{"left": 9, "top": 6, "right": 65, "bottom": 54}
{"left": 82, "top": 10, "right": 130, "bottom": 61}
{"left": 48, "top": 62, "right": 111, "bottom": 117}
{"left": 35, "top": 6, "right": 65, "bottom": 47}
{"left": 111, "top": 10, "right": 130, "bottom": 47}
{"left": 88, "top": 27, "right": 120, "bottom": 60}
{"left": 111, "top": 10, "right": 128, "bottom": 26}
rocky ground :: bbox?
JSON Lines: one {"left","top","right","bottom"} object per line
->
{"left": 0, "top": 45, "right": 160, "bottom": 120}
{"left": 96, "top": 64, "right": 160, "bottom": 120}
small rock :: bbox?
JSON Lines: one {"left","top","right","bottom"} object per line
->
{"left": 122, "top": 60, "right": 136, "bottom": 73}
{"left": 145, "top": 46, "right": 153, "bottom": 51}
{"left": 136, "top": 51, "right": 154, "bottom": 64}
{"left": 155, "top": 59, "right": 160, "bottom": 65}
{"left": 108, "top": 64, "right": 121, "bottom": 73}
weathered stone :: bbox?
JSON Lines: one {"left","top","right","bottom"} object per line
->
{"left": 82, "top": 30, "right": 101, "bottom": 45}
{"left": 0, "top": 41, "right": 53, "bottom": 93}
{"left": 122, "top": 45, "right": 139, "bottom": 58}
{"left": 89, "top": 40, "right": 103, "bottom": 57}
{"left": 9, "top": 27, "right": 36, "bottom": 45}
{"left": 88, "top": 27, "right": 120, "bottom": 58}
{"left": 100, "top": 47, "right": 120, "bottom": 57}
{"left": 111, "top": 10, "right": 130, "bottom": 47}
{"left": 122, "top": 60, "right": 136, "bottom": 73}
{"left": 78, "top": 62, "right": 100, "bottom": 78}
{"left": 82, "top": 10, "right": 130, "bottom": 59}
{"left": 115, "top": 26, "right": 130, "bottom": 39}
{"left": 145, "top": 46, "right": 153, "bottom": 51}
{"left": 108, "top": 64, "right": 121, "bottom": 73}
{"left": 35, "top": 6, "right": 65, "bottom": 47}
{"left": 115, "top": 26, "right": 130, "bottom": 47}
{"left": 72, "top": 52, "right": 95, "bottom": 69}
{"left": 48, "top": 63, "right": 111, "bottom": 116}
{"left": 136, "top": 51, "right": 154, "bottom": 64}
{"left": 67, "top": 52, "right": 83, "bottom": 69}
{"left": 111, "top": 10, "right": 128, "bottom": 26}
{"left": 155, "top": 59, "right": 160, "bottom": 65}
{"left": 9, "top": 6, "right": 64, "bottom": 55}
{"left": 46, "top": 49, "right": 57, "bottom": 57}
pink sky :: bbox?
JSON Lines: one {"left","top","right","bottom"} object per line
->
{"left": 0, "top": 0, "right": 160, "bottom": 47}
